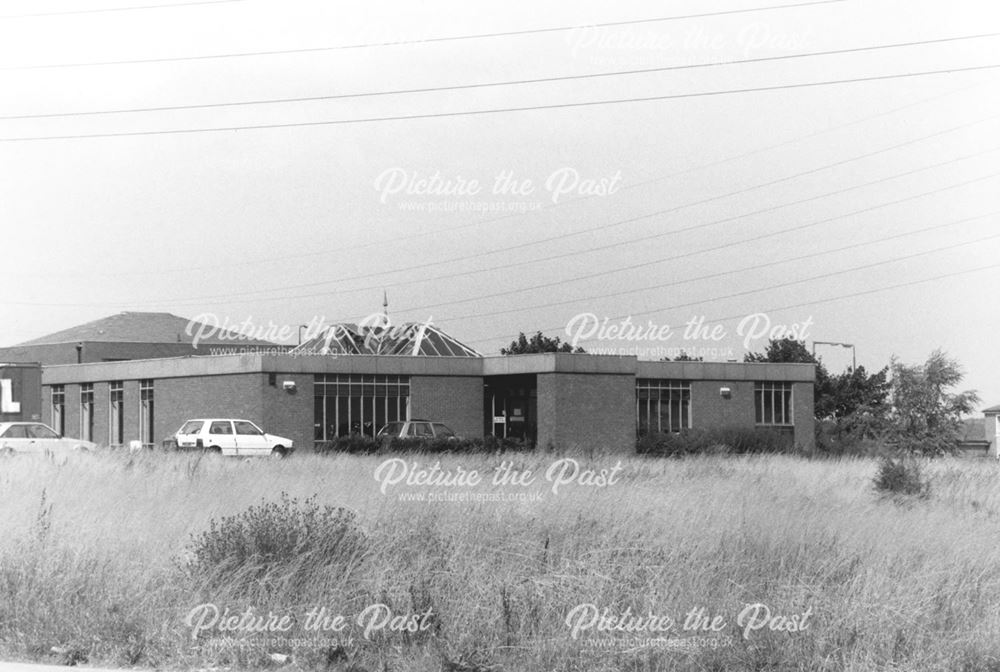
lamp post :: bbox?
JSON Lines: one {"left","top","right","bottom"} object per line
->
{"left": 812, "top": 341, "right": 856, "bottom": 371}
{"left": 297, "top": 324, "right": 309, "bottom": 346}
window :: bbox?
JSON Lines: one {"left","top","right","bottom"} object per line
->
{"left": 755, "top": 382, "right": 793, "bottom": 426}
{"left": 636, "top": 379, "right": 691, "bottom": 435}
{"left": 50, "top": 386, "right": 65, "bottom": 436}
{"left": 432, "top": 423, "right": 455, "bottom": 438}
{"left": 409, "top": 422, "right": 433, "bottom": 438}
{"left": 314, "top": 374, "right": 410, "bottom": 441}
{"left": 179, "top": 420, "right": 204, "bottom": 435}
{"left": 109, "top": 381, "right": 124, "bottom": 446}
{"left": 234, "top": 420, "right": 263, "bottom": 435}
{"left": 28, "top": 424, "right": 59, "bottom": 439}
{"left": 1, "top": 425, "right": 27, "bottom": 438}
{"left": 209, "top": 421, "right": 233, "bottom": 435}
{"left": 80, "top": 384, "right": 94, "bottom": 442}
{"left": 139, "top": 380, "right": 154, "bottom": 448}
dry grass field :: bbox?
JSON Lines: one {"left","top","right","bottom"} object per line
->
{"left": 2, "top": 450, "right": 1000, "bottom": 671}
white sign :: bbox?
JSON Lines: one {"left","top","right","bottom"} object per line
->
{"left": 0, "top": 379, "right": 20, "bottom": 414}
{"left": 492, "top": 416, "right": 506, "bottom": 424}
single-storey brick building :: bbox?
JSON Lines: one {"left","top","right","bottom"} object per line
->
{"left": 2, "top": 312, "right": 816, "bottom": 453}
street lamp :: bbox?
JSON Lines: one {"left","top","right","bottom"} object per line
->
{"left": 812, "top": 341, "right": 856, "bottom": 371}
{"left": 297, "top": 324, "right": 309, "bottom": 346}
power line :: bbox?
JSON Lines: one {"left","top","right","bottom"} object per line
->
{"left": 464, "top": 262, "right": 1000, "bottom": 347}
{"left": 426, "top": 212, "right": 1000, "bottom": 320}
{"left": 5, "top": 32, "right": 996, "bottom": 120}
{"left": 3, "top": 63, "right": 998, "bottom": 142}
{"left": 18, "top": 80, "right": 984, "bottom": 279}
{"left": 135, "top": 142, "right": 1000, "bottom": 306}
{"left": 0, "top": 0, "right": 244, "bottom": 18}
{"left": 2, "top": 0, "right": 845, "bottom": 69}
{"left": 14, "top": 156, "right": 994, "bottom": 309}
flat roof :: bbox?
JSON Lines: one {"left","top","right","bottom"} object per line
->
{"left": 41, "top": 352, "right": 815, "bottom": 385}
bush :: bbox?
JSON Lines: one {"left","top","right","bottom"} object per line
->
{"left": 874, "top": 456, "right": 931, "bottom": 498}
{"left": 314, "top": 435, "right": 533, "bottom": 455}
{"left": 314, "top": 434, "right": 379, "bottom": 454}
{"left": 184, "top": 492, "right": 366, "bottom": 595}
{"left": 636, "top": 427, "right": 794, "bottom": 457}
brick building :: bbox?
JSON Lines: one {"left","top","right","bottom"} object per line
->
{"left": 5, "top": 313, "right": 816, "bottom": 453}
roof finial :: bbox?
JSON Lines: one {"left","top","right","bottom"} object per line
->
{"left": 382, "top": 290, "right": 389, "bottom": 319}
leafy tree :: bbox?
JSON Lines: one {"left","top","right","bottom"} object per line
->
{"left": 501, "top": 331, "right": 585, "bottom": 355}
{"left": 744, "top": 338, "right": 817, "bottom": 365}
{"left": 744, "top": 338, "right": 890, "bottom": 432}
{"left": 887, "top": 349, "right": 980, "bottom": 455}
{"left": 660, "top": 350, "right": 704, "bottom": 362}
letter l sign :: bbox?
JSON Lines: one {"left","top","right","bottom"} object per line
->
{"left": 1, "top": 379, "right": 20, "bottom": 414}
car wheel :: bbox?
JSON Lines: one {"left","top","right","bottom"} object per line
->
{"left": 271, "top": 446, "right": 287, "bottom": 458}
{"left": 208, "top": 445, "right": 222, "bottom": 454}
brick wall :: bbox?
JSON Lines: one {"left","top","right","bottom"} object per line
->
{"left": 690, "top": 379, "right": 814, "bottom": 450}
{"left": 409, "top": 376, "right": 484, "bottom": 439}
{"left": 262, "top": 373, "right": 313, "bottom": 453}
{"left": 792, "top": 381, "right": 815, "bottom": 451}
{"left": 153, "top": 374, "right": 265, "bottom": 447}
{"left": 690, "top": 380, "right": 756, "bottom": 429}
{"left": 91, "top": 382, "right": 110, "bottom": 447}
{"left": 536, "top": 372, "right": 635, "bottom": 453}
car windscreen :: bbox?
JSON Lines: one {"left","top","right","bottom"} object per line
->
{"left": 378, "top": 422, "right": 403, "bottom": 436}
{"left": 178, "top": 421, "right": 203, "bottom": 434}
{"left": 432, "top": 423, "right": 455, "bottom": 437}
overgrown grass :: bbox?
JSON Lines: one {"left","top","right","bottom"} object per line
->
{"left": 2, "top": 450, "right": 1000, "bottom": 671}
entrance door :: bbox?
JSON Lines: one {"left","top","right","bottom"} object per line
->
{"left": 483, "top": 375, "right": 537, "bottom": 444}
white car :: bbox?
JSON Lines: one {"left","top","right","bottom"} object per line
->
{"left": 0, "top": 422, "right": 97, "bottom": 454}
{"left": 174, "top": 419, "right": 293, "bottom": 457}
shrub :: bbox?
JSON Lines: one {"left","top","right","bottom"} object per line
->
{"left": 874, "top": 456, "right": 931, "bottom": 498}
{"left": 315, "top": 435, "right": 533, "bottom": 455}
{"left": 314, "top": 434, "right": 380, "bottom": 454}
{"left": 636, "top": 427, "right": 793, "bottom": 457}
{"left": 184, "top": 492, "right": 366, "bottom": 595}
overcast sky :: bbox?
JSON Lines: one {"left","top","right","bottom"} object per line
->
{"left": 1, "top": 0, "right": 999, "bottom": 406}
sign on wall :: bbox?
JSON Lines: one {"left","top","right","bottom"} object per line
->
{"left": 0, "top": 378, "right": 20, "bottom": 414}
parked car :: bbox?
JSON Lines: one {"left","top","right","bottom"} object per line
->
{"left": 173, "top": 419, "right": 293, "bottom": 457}
{"left": 0, "top": 422, "right": 97, "bottom": 454}
{"left": 376, "top": 419, "right": 459, "bottom": 447}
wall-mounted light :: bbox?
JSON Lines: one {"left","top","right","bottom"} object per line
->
{"left": 719, "top": 386, "right": 732, "bottom": 399}
{"left": 282, "top": 380, "right": 296, "bottom": 392}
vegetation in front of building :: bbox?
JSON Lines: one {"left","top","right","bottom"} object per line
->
{"left": 2, "top": 451, "right": 999, "bottom": 670}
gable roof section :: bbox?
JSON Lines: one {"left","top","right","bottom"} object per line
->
{"left": 16, "top": 312, "right": 275, "bottom": 347}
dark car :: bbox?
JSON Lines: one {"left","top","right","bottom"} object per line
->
{"left": 376, "top": 419, "right": 458, "bottom": 446}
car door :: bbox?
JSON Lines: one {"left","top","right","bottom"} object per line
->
{"left": 409, "top": 422, "right": 433, "bottom": 439}
{"left": 234, "top": 420, "right": 270, "bottom": 456}
{"left": 0, "top": 425, "right": 33, "bottom": 453}
{"left": 207, "top": 420, "right": 238, "bottom": 455}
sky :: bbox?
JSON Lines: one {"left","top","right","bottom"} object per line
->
{"left": 1, "top": 0, "right": 999, "bottom": 407}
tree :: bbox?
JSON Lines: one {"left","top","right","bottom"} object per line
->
{"left": 744, "top": 338, "right": 890, "bottom": 431}
{"left": 744, "top": 338, "right": 817, "bottom": 365}
{"left": 501, "top": 332, "right": 585, "bottom": 355}
{"left": 887, "top": 349, "right": 980, "bottom": 455}
{"left": 660, "top": 350, "right": 704, "bottom": 362}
